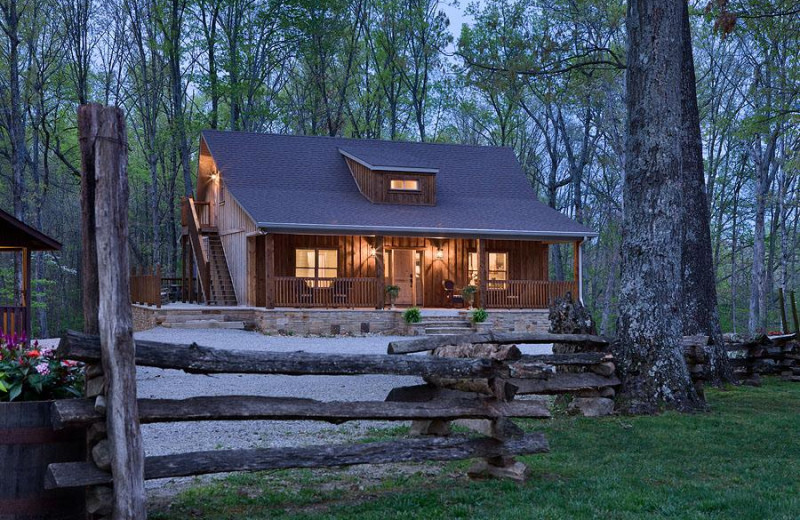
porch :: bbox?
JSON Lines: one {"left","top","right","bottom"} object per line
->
{"left": 245, "top": 234, "right": 581, "bottom": 310}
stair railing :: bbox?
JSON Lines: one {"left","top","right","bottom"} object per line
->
{"left": 186, "top": 197, "right": 212, "bottom": 303}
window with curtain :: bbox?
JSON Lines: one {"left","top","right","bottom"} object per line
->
{"left": 389, "top": 179, "right": 420, "bottom": 191}
{"left": 296, "top": 248, "right": 338, "bottom": 287}
{"left": 468, "top": 252, "right": 508, "bottom": 288}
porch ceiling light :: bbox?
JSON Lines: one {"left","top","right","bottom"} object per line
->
{"left": 369, "top": 247, "right": 377, "bottom": 257}
{"left": 436, "top": 247, "right": 444, "bottom": 260}
{"left": 210, "top": 171, "right": 219, "bottom": 181}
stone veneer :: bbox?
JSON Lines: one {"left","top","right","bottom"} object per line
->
{"left": 132, "top": 304, "right": 550, "bottom": 336}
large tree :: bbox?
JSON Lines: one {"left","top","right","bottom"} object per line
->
{"left": 614, "top": 0, "right": 704, "bottom": 413}
{"left": 679, "top": 1, "right": 733, "bottom": 384}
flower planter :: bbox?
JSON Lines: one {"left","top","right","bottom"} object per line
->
{"left": 0, "top": 400, "right": 86, "bottom": 520}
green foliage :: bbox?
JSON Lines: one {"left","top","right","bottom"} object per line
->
{"left": 385, "top": 285, "right": 400, "bottom": 298}
{"left": 402, "top": 307, "right": 422, "bottom": 324}
{"left": 471, "top": 308, "right": 488, "bottom": 323}
{"left": 0, "top": 334, "right": 84, "bottom": 402}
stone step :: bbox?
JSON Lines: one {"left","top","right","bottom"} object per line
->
{"left": 163, "top": 319, "right": 245, "bottom": 330}
{"left": 424, "top": 326, "right": 475, "bottom": 335}
{"left": 418, "top": 320, "right": 471, "bottom": 327}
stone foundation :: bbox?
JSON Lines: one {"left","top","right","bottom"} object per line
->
{"left": 474, "top": 310, "right": 550, "bottom": 333}
{"left": 132, "top": 304, "right": 158, "bottom": 332}
{"left": 132, "top": 305, "right": 550, "bottom": 336}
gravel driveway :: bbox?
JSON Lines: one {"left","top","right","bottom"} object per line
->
{"left": 135, "top": 328, "right": 424, "bottom": 458}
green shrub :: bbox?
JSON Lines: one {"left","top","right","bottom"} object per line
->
{"left": 471, "top": 308, "right": 488, "bottom": 323}
{"left": 402, "top": 307, "right": 422, "bottom": 324}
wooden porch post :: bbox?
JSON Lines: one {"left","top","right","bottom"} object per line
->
{"left": 265, "top": 233, "right": 275, "bottom": 309}
{"left": 23, "top": 247, "right": 31, "bottom": 339}
{"left": 477, "top": 238, "right": 488, "bottom": 308}
{"left": 375, "top": 236, "right": 385, "bottom": 309}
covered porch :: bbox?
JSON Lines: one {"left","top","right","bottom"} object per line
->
{"left": 246, "top": 233, "right": 582, "bottom": 310}
{"left": 0, "top": 209, "right": 62, "bottom": 339}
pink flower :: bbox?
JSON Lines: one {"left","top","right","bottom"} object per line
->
{"left": 35, "top": 362, "right": 50, "bottom": 376}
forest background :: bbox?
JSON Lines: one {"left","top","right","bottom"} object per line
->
{"left": 0, "top": 0, "right": 797, "bottom": 339}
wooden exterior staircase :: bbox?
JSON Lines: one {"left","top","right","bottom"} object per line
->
{"left": 205, "top": 234, "right": 237, "bottom": 305}
{"left": 183, "top": 197, "right": 237, "bottom": 306}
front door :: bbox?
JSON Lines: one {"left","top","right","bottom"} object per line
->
{"left": 392, "top": 249, "right": 416, "bottom": 306}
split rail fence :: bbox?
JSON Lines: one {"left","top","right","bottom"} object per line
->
{"left": 39, "top": 330, "right": 607, "bottom": 514}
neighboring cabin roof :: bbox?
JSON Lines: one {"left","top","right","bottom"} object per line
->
{"left": 0, "top": 208, "right": 62, "bottom": 250}
{"left": 201, "top": 130, "right": 596, "bottom": 240}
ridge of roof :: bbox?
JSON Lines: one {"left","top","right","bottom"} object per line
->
{"left": 200, "top": 129, "right": 513, "bottom": 153}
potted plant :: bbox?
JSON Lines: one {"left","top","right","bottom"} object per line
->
{"left": 471, "top": 308, "right": 488, "bottom": 324}
{"left": 1, "top": 332, "right": 86, "bottom": 518}
{"left": 385, "top": 285, "right": 400, "bottom": 309}
{"left": 462, "top": 285, "right": 478, "bottom": 309}
{"left": 402, "top": 307, "right": 422, "bottom": 324}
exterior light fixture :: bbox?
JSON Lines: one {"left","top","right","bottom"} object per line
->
{"left": 369, "top": 247, "right": 377, "bottom": 257}
{"left": 210, "top": 171, "right": 219, "bottom": 181}
{"left": 436, "top": 248, "right": 444, "bottom": 260}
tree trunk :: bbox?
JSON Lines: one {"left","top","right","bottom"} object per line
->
{"left": 678, "top": 1, "right": 733, "bottom": 384}
{"left": 614, "top": 0, "right": 703, "bottom": 414}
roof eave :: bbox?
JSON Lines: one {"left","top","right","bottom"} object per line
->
{"left": 256, "top": 222, "right": 597, "bottom": 241}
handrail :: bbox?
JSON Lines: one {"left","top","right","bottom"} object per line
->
{"left": 186, "top": 197, "right": 211, "bottom": 303}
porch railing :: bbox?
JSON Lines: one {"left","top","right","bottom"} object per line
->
{"left": 275, "top": 277, "right": 379, "bottom": 308}
{"left": 0, "top": 305, "right": 28, "bottom": 338}
{"left": 482, "top": 280, "right": 578, "bottom": 309}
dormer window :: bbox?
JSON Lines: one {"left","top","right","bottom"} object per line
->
{"left": 339, "top": 147, "right": 437, "bottom": 205}
{"left": 390, "top": 179, "right": 420, "bottom": 191}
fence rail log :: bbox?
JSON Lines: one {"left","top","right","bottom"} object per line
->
{"left": 46, "top": 433, "right": 549, "bottom": 489}
{"left": 388, "top": 332, "right": 610, "bottom": 355}
{"left": 511, "top": 372, "right": 621, "bottom": 395}
{"left": 517, "top": 352, "right": 613, "bottom": 366}
{"left": 52, "top": 395, "right": 552, "bottom": 429}
{"left": 59, "top": 331, "right": 500, "bottom": 378}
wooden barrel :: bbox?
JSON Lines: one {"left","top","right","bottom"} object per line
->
{"left": 0, "top": 401, "right": 86, "bottom": 520}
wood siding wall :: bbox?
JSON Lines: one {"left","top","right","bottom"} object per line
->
{"left": 267, "top": 235, "right": 549, "bottom": 308}
{"left": 344, "top": 157, "right": 436, "bottom": 205}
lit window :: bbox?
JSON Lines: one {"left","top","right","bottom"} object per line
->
{"left": 296, "top": 249, "right": 338, "bottom": 286}
{"left": 469, "top": 252, "right": 508, "bottom": 288}
{"left": 390, "top": 179, "right": 420, "bottom": 191}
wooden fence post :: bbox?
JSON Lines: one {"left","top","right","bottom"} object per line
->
{"left": 79, "top": 109, "right": 100, "bottom": 335}
{"left": 79, "top": 103, "right": 146, "bottom": 519}
{"left": 791, "top": 291, "right": 799, "bottom": 336}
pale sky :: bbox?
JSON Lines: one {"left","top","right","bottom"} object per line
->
{"left": 440, "top": 0, "right": 477, "bottom": 42}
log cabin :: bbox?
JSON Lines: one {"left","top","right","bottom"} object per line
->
{"left": 181, "top": 131, "right": 596, "bottom": 311}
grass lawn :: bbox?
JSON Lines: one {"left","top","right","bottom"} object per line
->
{"left": 150, "top": 379, "right": 800, "bottom": 519}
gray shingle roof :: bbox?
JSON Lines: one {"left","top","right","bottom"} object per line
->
{"left": 201, "top": 130, "right": 596, "bottom": 239}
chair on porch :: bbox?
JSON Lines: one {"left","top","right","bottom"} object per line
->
{"left": 332, "top": 279, "right": 353, "bottom": 307}
{"left": 442, "top": 280, "right": 464, "bottom": 308}
{"left": 295, "top": 278, "right": 314, "bottom": 305}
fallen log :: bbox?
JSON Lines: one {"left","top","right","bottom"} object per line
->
{"left": 59, "top": 331, "right": 499, "bottom": 379}
{"left": 388, "top": 332, "right": 610, "bottom": 355}
{"left": 51, "top": 395, "right": 551, "bottom": 429}
{"left": 46, "top": 433, "right": 550, "bottom": 488}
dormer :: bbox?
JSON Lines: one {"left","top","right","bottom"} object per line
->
{"left": 339, "top": 147, "right": 437, "bottom": 205}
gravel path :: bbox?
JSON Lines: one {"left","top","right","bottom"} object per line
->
{"left": 132, "top": 327, "right": 551, "bottom": 496}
